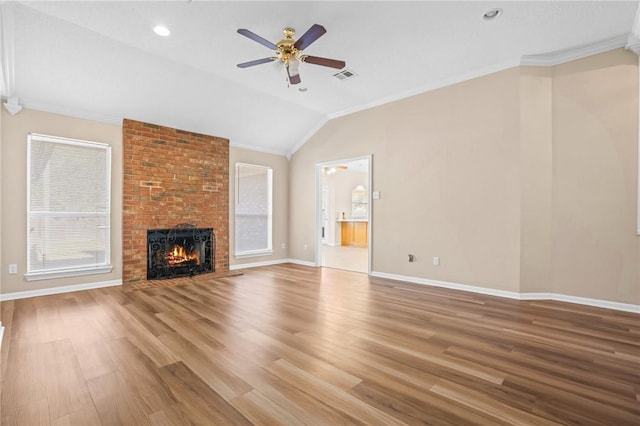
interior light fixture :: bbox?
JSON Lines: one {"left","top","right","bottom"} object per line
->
{"left": 288, "top": 58, "right": 300, "bottom": 77}
{"left": 153, "top": 25, "right": 171, "bottom": 36}
{"left": 483, "top": 8, "right": 503, "bottom": 20}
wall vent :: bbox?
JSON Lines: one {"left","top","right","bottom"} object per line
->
{"left": 333, "top": 69, "right": 358, "bottom": 80}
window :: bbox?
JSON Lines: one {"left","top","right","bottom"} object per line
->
{"left": 27, "top": 133, "right": 112, "bottom": 280}
{"left": 235, "top": 163, "right": 272, "bottom": 257}
{"left": 351, "top": 185, "right": 368, "bottom": 218}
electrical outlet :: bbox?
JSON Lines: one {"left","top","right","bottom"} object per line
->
{"left": 8, "top": 264, "right": 17, "bottom": 274}
{"left": 304, "top": 244, "right": 308, "bottom": 251}
{"left": 433, "top": 257, "right": 440, "bottom": 266}
{"left": 282, "top": 242, "right": 286, "bottom": 249}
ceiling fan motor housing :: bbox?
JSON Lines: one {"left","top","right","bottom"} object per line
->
{"left": 277, "top": 28, "right": 300, "bottom": 63}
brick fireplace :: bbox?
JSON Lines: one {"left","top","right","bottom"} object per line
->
{"left": 122, "top": 119, "right": 229, "bottom": 283}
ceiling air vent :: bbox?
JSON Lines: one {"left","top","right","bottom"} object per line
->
{"left": 333, "top": 69, "right": 358, "bottom": 81}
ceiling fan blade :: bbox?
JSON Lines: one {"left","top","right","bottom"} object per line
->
{"left": 237, "top": 58, "right": 275, "bottom": 68}
{"left": 237, "top": 29, "right": 277, "bottom": 50}
{"left": 303, "top": 55, "right": 346, "bottom": 69}
{"left": 293, "top": 24, "right": 327, "bottom": 50}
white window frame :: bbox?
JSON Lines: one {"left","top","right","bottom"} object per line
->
{"left": 26, "top": 133, "right": 112, "bottom": 281}
{"left": 235, "top": 162, "right": 273, "bottom": 258}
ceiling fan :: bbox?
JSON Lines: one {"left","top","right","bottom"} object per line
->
{"left": 236, "top": 24, "right": 346, "bottom": 85}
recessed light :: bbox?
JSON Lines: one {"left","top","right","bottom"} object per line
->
{"left": 483, "top": 8, "right": 503, "bottom": 20}
{"left": 153, "top": 25, "right": 171, "bottom": 37}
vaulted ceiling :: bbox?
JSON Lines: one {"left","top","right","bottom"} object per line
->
{"left": 2, "top": 1, "right": 637, "bottom": 156}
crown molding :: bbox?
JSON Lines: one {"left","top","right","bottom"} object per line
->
{"left": 3, "top": 97, "right": 22, "bottom": 115}
{"left": 521, "top": 33, "right": 629, "bottom": 67}
{"left": 230, "top": 141, "right": 288, "bottom": 157}
{"left": 625, "top": 33, "right": 640, "bottom": 56}
{"left": 19, "top": 99, "right": 123, "bottom": 125}
{"left": 290, "top": 34, "right": 635, "bottom": 155}
{"left": 14, "top": 100, "right": 289, "bottom": 157}
{"left": 324, "top": 59, "right": 520, "bottom": 122}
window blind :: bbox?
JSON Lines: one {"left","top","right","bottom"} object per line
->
{"left": 27, "top": 134, "right": 111, "bottom": 277}
{"left": 235, "top": 163, "right": 272, "bottom": 256}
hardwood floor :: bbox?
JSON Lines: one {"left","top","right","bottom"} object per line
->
{"left": 2, "top": 264, "right": 639, "bottom": 425}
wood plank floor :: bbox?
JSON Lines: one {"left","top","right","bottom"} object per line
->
{"left": 2, "top": 264, "right": 639, "bottom": 425}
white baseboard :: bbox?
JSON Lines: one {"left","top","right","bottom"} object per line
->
{"left": 230, "top": 259, "right": 291, "bottom": 270}
{"left": 230, "top": 258, "right": 317, "bottom": 270}
{"left": 286, "top": 258, "right": 317, "bottom": 267}
{"left": 0, "top": 279, "right": 122, "bottom": 301}
{"left": 371, "top": 271, "right": 522, "bottom": 299}
{"left": 517, "top": 292, "right": 640, "bottom": 313}
{"left": 5, "top": 267, "right": 632, "bottom": 314}
{"left": 370, "top": 271, "right": 640, "bottom": 314}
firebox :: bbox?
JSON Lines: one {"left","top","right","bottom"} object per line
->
{"left": 147, "top": 225, "right": 214, "bottom": 280}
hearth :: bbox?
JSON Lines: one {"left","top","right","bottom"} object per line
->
{"left": 147, "top": 225, "right": 214, "bottom": 280}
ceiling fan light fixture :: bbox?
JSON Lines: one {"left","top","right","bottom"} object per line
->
{"left": 483, "top": 8, "right": 503, "bottom": 21}
{"left": 286, "top": 58, "right": 302, "bottom": 85}
{"left": 288, "top": 58, "right": 300, "bottom": 76}
{"left": 153, "top": 25, "right": 171, "bottom": 36}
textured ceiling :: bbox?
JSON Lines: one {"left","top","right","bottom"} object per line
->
{"left": 2, "top": 1, "right": 637, "bottom": 156}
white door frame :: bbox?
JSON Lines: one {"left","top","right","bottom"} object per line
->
{"left": 321, "top": 185, "right": 329, "bottom": 244}
{"left": 315, "top": 155, "right": 372, "bottom": 274}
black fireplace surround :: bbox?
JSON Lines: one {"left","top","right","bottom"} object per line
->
{"left": 147, "top": 225, "right": 214, "bottom": 280}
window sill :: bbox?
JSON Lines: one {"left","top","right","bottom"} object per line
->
{"left": 25, "top": 265, "right": 113, "bottom": 282}
{"left": 235, "top": 250, "right": 274, "bottom": 259}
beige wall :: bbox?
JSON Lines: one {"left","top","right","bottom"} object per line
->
{"left": 1, "top": 108, "right": 123, "bottom": 295}
{"left": 519, "top": 66, "right": 553, "bottom": 293}
{"left": 0, "top": 110, "right": 292, "bottom": 294}
{"left": 0, "top": 109, "right": 289, "bottom": 294}
{"left": 550, "top": 49, "right": 639, "bottom": 304}
{"left": 1, "top": 49, "right": 638, "bottom": 307}
{"left": 291, "top": 68, "right": 523, "bottom": 292}
{"left": 229, "top": 147, "right": 289, "bottom": 266}
{"left": 290, "top": 49, "right": 640, "bottom": 305}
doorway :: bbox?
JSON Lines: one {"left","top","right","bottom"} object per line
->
{"left": 316, "top": 156, "right": 371, "bottom": 274}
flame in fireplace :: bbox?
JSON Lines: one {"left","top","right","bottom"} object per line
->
{"left": 165, "top": 244, "right": 200, "bottom": 266}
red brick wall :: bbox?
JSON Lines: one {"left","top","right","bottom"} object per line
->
{"left": 122, "top": 119, "right": 229, "bottom": 282}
